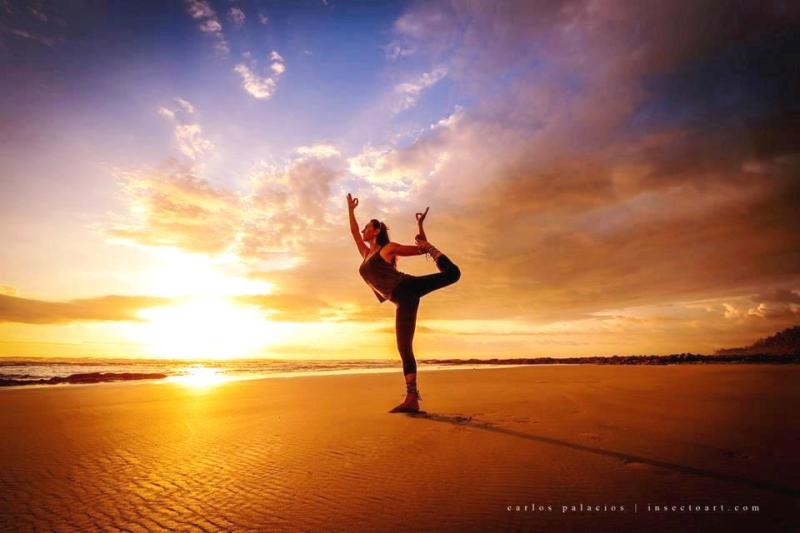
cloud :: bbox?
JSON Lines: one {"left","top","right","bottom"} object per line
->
{"left": 104, "top": 146, "right": 346, "bottom": 264}
{"left": 719, "top": 288, "right": 800, "bottom": 323}
{"left": 0, "top": 22, "right": 59, "bottom": 46}
{"left": 213, "top": 0, "right": 800, "bottom": 346}
{"left": 0, "top": 285, "right": 18, "bottom": 297}
{"left": 156, "top": 97, "right": 215, "bottom": 160}
{"left": 28, "top": 6, "right": 48, "bottom": 23}
{"left": 346, "top": 106, "right": 466, "bottom": 199}
{"left": 173, "top": 124, "right": 215, "bottom": 160}
{"left": 387, "top": 2, "right": 458, "bottom": 60}
{"left": 104, "top": 163, "right": 243, "bottom": 255}
{"left": 232, "top": 292, "right": 348, "bottom": 322}
{"left": 184, "top": 0, "right": 214, "bottom": 19}
{"left": 80, "top": 0, "right": 800, "bottom": 355}
{"left": 234, "top": 64, "right": 276, "bottom": 99}
{"left": 343, "top": 0, "right": 800, "bottom": 330}
{"left": 234, "top": 50, "right": 286, "bottom": 99}
{"left": 296, "top": 144, "right": 340, "bottom": 158}
{"left": 228, "top": 6, "right": 245, "bottom": 27}
{"left": 0, "top": 1, "right": 113, "bottom": 51}
{"left": 184, "top": 0, "right": 229, "bottom": 55}
{"left": 719, "top": 295, "right": 800, "bottom": 323}
{"left": 258, "top": 12, "right": 269, "bottom": 25}
{"left": 385, "top": 41, "right": 415, "bottom": 62}
{"left": 347, "top": 145, "right": 418, "bottom": 201}
{"left": 391, "top": 66, "right": 447, "bottom": 113}
{"left": 236, "top": 149, "right": 345, "bottom": 259}
{"left": 156, "top": 106, "right": 175, "bottom": 120}
{"left": 0, "top": 293, "right": 174, "bottom": 324}
{"left": 270, "top": 50, "right": 285, "bottom": 74}
{"left": 751, "top": 288, "right": 800, "bottom": 305}
{"left": 174, "top": 97, "right": 195, "bottom": 114}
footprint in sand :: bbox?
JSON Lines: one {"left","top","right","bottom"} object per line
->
{"left": 579, "top": 432, "right": 603, "bottom": 441}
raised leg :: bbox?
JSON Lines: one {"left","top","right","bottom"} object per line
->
{"left": 402, "top": 254, "right": 461, "bottom": 299}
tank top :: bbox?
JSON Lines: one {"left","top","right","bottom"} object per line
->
{"left": 358, "top": 245, "right": 409, "bottom": 303}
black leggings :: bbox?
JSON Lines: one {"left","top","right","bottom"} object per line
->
{"left": 390, "top": 255, "right": 461, "bottom": 375}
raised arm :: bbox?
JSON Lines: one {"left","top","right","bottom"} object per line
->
{"left": 347, "top": 193, "right": 368, "bottom": 259}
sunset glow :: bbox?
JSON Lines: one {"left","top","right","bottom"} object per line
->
{"left": 169, "top": 365, "right": 227, "bottom": 387}
{"left": 1, "top": 0, "right": 798, "bottom": 359}
{"left": 129, "top": 297, "right": 279, "bottom": 360}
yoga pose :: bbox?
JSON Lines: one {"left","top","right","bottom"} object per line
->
{"left": 347, "top": 193, "right": 461, "bottom": 413}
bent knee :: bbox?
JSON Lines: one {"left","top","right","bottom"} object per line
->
{"left": 449, "top": 264, "right": 461, "bottom": 282}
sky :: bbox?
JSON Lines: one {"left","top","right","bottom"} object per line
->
{"left": 0, "top": 0, "right": 799, "bottom": 360}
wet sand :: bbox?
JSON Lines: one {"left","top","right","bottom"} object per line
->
{"left": 1, "top": 364, "right": 798, "bottom": 532}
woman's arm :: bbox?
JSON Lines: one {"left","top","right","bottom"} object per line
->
{"left": 385, "top": 242, "right": 425, "bottom": 257}
{"left": 347, "top": 193, "right": 368, "bottom": 258}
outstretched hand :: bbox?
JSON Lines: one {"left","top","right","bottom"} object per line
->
{"left": 347, "top": 193, "right": 359, "bottom": 211}
{"left": 416, "top": 206, "right": 429, "bottom": 224}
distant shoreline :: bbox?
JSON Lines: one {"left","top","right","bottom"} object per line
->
{"left": 1, "top": 353, "right": 798, "bottom": 388}
{"left": 424, "top": 353, "right": 800, "bottom": 365}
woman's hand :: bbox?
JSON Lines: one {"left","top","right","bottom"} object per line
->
{"left": 415, "top": 206, "right": 429, "bottom": 225}
{"left": 347, "top": 193, "right": 359, "bottom": 211}
{"left": 415, "top": 206, "right": 429, "bottom": 241}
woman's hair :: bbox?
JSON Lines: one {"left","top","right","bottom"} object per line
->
{"left": 370, "top": 219, "right": 396, "bottom": 267}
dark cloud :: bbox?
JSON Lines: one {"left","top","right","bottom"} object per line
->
{"left": 361, "top": 0, "right": 800, "bottom": 329}
{"left": 752, "top": 289, "right": 800, "bottom": 305}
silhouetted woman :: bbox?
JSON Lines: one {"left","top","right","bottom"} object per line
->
{"left": 347, "top": 193, "right": 461, "bottom": 413}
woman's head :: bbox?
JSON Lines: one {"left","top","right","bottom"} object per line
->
{"left": 362, "top": 219, "right": 390, "bottom": 246}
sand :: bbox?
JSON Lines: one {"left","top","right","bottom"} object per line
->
{"left": 1, "top": 364, "right": 798, "bottom": 532}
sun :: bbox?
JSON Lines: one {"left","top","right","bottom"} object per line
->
{"left": 122, "top": 247, "right": 294, "bottom": 359}
{"left": 134, "top": 296, "right": 276, "bottom": 359}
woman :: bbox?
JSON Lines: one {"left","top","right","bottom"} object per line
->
{"left": 347, "top": 193, "right": 461, "bottom": 413}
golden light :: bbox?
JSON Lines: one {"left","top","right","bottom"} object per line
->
{"left": 131, "top": 296, "right": 284, "bottom": 359}
{"left": 136, "top": 247, "right": 274, "bottom": 298}
{"left": 169, "top": 365, "right": 226, "bottom": 388}
{"left": 119, "top": 247, "right": 297, "bottom": 359}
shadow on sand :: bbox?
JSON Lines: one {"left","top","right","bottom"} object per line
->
{"left": 402, "top": 411, "right": 800, "bottom": 499}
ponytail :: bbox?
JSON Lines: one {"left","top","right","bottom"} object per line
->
{"left": 371, "top": 219, "right": 395, "bottom": 266}
{"left": 375, "top": 221, "right": 390, "bottom": 246}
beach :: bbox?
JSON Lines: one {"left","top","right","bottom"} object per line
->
{"left": 1, "top": 364, "right": 798, "bottom": 532}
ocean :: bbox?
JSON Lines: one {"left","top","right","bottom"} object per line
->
{"left": 0, "top": 357, "right": 536, "bottom": 388}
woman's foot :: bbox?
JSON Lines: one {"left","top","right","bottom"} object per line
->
{"left": 389, "top": 392, "right": 421, "bottom": 413}
{"left": 415, "top": 236, "right": 442, "bottom": 261}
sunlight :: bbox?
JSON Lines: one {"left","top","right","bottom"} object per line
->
{"left": 116, "top": 247, "right": 301, "bottom": 359}
{"left": 137, "top": 247, "right": 274, "bottom": 298}
{"left": 169, "top": 365, "right": 226, "bottom": 388}
{"left": 131, "top": 296, "right": 287, "bottom": 359}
